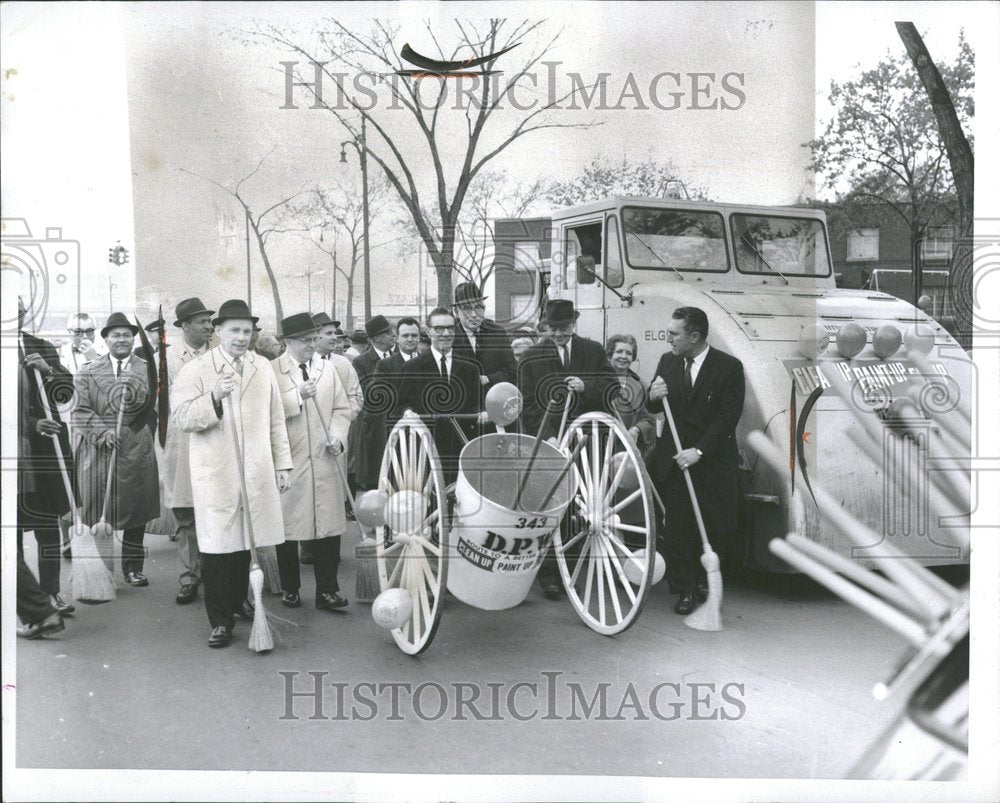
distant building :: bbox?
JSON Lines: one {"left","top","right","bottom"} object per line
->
{"left": 491, "top": 217, "right": 552, "bottom": 331}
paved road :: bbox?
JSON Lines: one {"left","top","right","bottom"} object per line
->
{"left": 14, "top": 528, "right": 922, "bottom": 780}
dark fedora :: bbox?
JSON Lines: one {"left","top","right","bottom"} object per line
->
{"left": 350, "top": 329, "right": 369, "bottom": 344}
{"left": 173, "top": 297, "right": 215, "bottom": 327}
{"left": 364, "top": 315, "right": 392, "bottom": 338}
{"left": 101, "top": 312, "right": 139, "bottom": 339}
{"left": 281, "top": 312, "right": 320, "bottom": 339}
{"left": 212, "top": 299, "right": 259, "bottom": 326}
{"left": 144, "top": 317, "right": 166, "bottom": 333}
{"left": 453, "top": 282, "right": 487, "bottom": 307}
{"left": 312, "top": 312, "right": 335, "bottom": 328}
{"left": 543, "top": 299, "right": 579, "bottom": 327}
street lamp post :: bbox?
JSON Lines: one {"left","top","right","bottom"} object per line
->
{"left": 340, "top": 117, "right": 371, "bottom": 322}
{"left": 288, "top": 268, "right": 326, "bottom": 312}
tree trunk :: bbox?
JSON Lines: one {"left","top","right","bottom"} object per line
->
{"left": 251, "top": 223, "right": 284, "bottom": 322}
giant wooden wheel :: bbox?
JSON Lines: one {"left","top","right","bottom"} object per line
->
{"left": 555, "top": 412, "right": 657, "bottom": 635}
{"left": 375, "top": 412, "right": 449, "bottom": 655}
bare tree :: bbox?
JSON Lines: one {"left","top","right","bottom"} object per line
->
{"left": 544, "top": 155, "right": 702, "bottom": 207}
{"left": 181, "top": 149, "right": 308, "bottom": 321}
{"left": 245, "top": 17, "right": 598, "bottom": 305}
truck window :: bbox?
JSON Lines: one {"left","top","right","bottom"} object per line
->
{"left": 731, "top": 214, "right": 832, "bottom": 277}
{"left": 622, "top": 207, "right": 728, "bottom": 272}
{"left": 605, "top": 215, "right": 624, "bottom": 287}
{"left": 564, "top": 222, "right": 603, "bottom": 287}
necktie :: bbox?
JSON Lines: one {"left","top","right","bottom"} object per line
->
{"left": 116, "top": 359, "right": 124, "bottom": 378}
{"left": 233, "top": 357, "right": 243, "bottom": 376}
{"left": 440, "top": 354, "right": 449, "bottom": 383}
{"left": 683, "top": 357, "right": 693, "bottom": 397}
{"left": 299, "top": 362, "right": 309, "bottom": 381}
{"left": 560, "top": 345, "right": 568, "bottom": 368}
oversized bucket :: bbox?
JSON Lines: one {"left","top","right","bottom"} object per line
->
{"left": 449, "top": 433, "right": 577, "bottom": 610}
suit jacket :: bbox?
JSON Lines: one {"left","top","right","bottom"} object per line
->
{"left": 517, "top": 335, "right": 618, "bottom": 441}
{"left": 18, "top": 332, "right": 75, "bottom": 519}
{"left": 353, "top": 346, "right": 396, "bottom": 487}
{"left": 649, "top": 346, "right": 745, "bottom": 532}
{"left": 396, "top": 351, "right": 481, "bottom": 477}
{"left": 452, "top": 319, "right": 517, "bottom": 396}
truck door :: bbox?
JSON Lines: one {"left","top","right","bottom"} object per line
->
{"left": 561, "top": 218, "right": 606, "bottom": 343}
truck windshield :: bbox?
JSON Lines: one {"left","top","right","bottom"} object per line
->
{"left": 622, "top": 207, "right": 728, "bottom": 273}
{"left": 731, "top": 214, "right": 832, "bottom": 277}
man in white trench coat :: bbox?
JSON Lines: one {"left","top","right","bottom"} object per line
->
{"left": 171, "top": 300, "right": 292, "bottom": 648}
{"left": 273, "top": 313, "right": 353, "bottom": 610}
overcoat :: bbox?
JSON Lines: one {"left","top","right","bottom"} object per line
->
{"left": 353, "top": 346, "right": 393, "bottom": 487}
{"left": 612, "top": 370, "right": 659, "bottom": 460}
{"left": 161, "top": 339, "right": 210, "bottom": 508}
{"left": 171, "top": 347, "right": 292, "bottom": 554}
{"left": 273, "top": 352, "right": 352, "bottom": 541}
{"left": 73, "top": 354, "right": 159, "bottom": 528}
{"left": 452, "top": 319, "right": 517, "bottom": 395}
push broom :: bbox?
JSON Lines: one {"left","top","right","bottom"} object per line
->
{"left": 308, "top": 395, "right": 377, "bottom": 602}
{"left": 225, "top": 394, "right": 274, "bottom": 652}
{"left": 31, "top": 368, "right": 115, "bottom": 603}
{"left": 91, "top": 375, "right": 129, "bottom": 573}
{"left": 661, "top": 392, "right": 723, "bottom": 631}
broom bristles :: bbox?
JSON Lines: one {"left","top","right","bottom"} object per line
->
{"left": 685, "top": 549, "right": 722, "bottom": 631}
{"left": 355, "top": 537, "right": 380, "bottom": 603}
{"left": 71, "top": 526, "right": 116, "bottom": 604}
{"left": 257, "top": 545, "right": 283, "bottom": 594}
{"left": 247, "top": 564, "right": 273, "bottom": 652}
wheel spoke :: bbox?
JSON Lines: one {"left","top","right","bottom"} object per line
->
{"left": 601, "top": 527, "right": 634, "bottom": 556}
{"left": 390, "top": 446, "right": 405, "bottom": 493}
{"left": 569, "top": 535, "right": 592, "bottom": 586}
{"left": 556, "top": 526, "right": 589, "bottom": 554}
{"left": 595, "top": 537, "right": 607, "bottom": 624}
{"left": 415, "top": 552, "right": 433, "bottom": 625}
{"left": 582, "top": 542, "right": 596, "bottom": 611}
{"left": 590, "top": 421, "right": 600, "bottom": 506}
{"left": 418, "top": 508, "right": 441, "bottom": 533}
{"left": 387, "top": 551, "right": 405, "bottom": 588}
{"left": 575, "top": 430, "right": 594, "bottom": 498}
{"left": 603, "top": 451, "right": 631, "bottom": 506}
{"left": 398, "top": 429, "right": 410, "bottom": 489}
{"left": 411, "top": 534, "right": 441, "bottom": 556}
{"left": 599, "top": 424, "right": 615, "bottom": 494}
{"left": 610, "top": 487, "right": 643, "bottom": 514}
{"left": 612, "top": 522, "right": 648, "bottom": 534}
{"left": 599, "top": 532, "right": 634, "bottom": 610}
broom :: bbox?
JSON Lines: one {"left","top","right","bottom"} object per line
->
{"left": 308, "top": 395, "right": 377, "bottom": 603}
{"left": 225, "top": 394, "right": 273, "bottom": 653}
{"left": 660, "top": 391, "right": 722, "bottom": 632}
{"left": 91, "top": 376, "right": 129, "bottom": 573}
{"left": 32, "top": 368, "right": 115, "bottom": 603}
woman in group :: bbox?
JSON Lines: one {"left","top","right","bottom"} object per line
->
{"left": 606, "top": 334, "right": 657, "bottom": 460}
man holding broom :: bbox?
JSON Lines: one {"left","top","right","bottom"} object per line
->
{"left": 273, "top": 313, "right": 353, "bottom": 611}
{"left": 171, "top": 299, "right": 292, "bottom": 649}
{"left": 648, "top": 307, "right": 745, "bottom": 616}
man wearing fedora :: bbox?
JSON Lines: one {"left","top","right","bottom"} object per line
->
{"left": 352, "top": 315, "right": 397, "bottom": 492}
{"left": 273, "top": 313, "right": 353, "bottom": 609}
{"left": 345, "top": 329, "right": 368, "bottom": 360}
{"left": 171, "top": 300, "right": 292, "bottom": 648}
{"left": 518, "top": 298, "right": 617, "bottom": 599}
{"left": 161, "top": 297, "right": 216, "bottom": 604}
{"left": 451, "top": 282, "right": 517, "bottom": 399}
{"left": 73, "top": 312, "right": 160, "bottom": 587}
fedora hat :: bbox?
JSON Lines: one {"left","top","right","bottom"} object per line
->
{"left": 453, "top": 282, "right": 487, "bottom": 307}
{"left": 543, "top": 299, "right": 579, "bottom": 327}
{"left": 173, "top": 297, "right": 215, "bottom": 327}
{"left": 101, "top": 312, "right": 139, "bottom": 339}
{"left": 280, "top": 312, "right": 320, "bottom": 339}
{"left": 364, "top": 315, "right": 392, "bottom": 338}
{"left": 349, "top": 329, "right": 369, "bottom": 344}
{"left": 212, "top": 299, "right": 258, "bottom": 326}
{"left": 144, "top": 317, "right": 166, "bottom": 333}
{"left": 312, "top": 312, "right": 338, "bottom": 328}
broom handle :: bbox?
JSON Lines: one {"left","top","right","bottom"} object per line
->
{"left": 225, "top": 393, "right": 260, "bottom": 565}
{"left": 610, "top": 404, "right": 666, "bottom": 516}
{"left": 556, "top": 388, "right": 574, "bottom": 444}
{"left": 31, "top": 366, "right": 81, "bottom": 521}
{"left": 99, "top": 375, "right": 129, "bottom": 524}
{"left": 538, "top": 435, "right": 588, "bottom": 511}
{"left": 308, "top": 394, "right": 361, "bottom": 524}
{"left": 661, "top": 391, "right": 711, "bottom": 552}
{"left": 513, "top": 399, "right": 554, "bottom": 509}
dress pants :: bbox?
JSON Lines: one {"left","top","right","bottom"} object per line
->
{"left": 277, "top": 536, "right": 341, "bottom": 597}
{"left": 172, "top": 507, "right": 201, "bottom": 587}
{"left": 121, "top": 526, "right": 146, "bottom": 576}
{"left": 18, "top": 555, "right": 57, "bottom": 625}
{"left": 658, "top": 474, "right": 710, "bottom": 594}
{"left": 201, "top": 550, "right": 251, "bottom": 629}
{"left": 17, "top": 526, "right": 62, "bottom": 597}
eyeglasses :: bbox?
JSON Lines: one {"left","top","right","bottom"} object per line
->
{"left": 70, "top": 328, "right": 95, "bottom": 336}
{"left": 430, "top": 325, "right": 456, "bottom": 334}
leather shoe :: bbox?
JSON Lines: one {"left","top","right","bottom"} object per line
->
{"left": 282, "top": 591, "right": 301, "bottom": 608}
{"left": 19, "top": 612, "right": 66, "bottom": 639}
{"left": 52, "top": 594, "right": 75, "bottom": 616}
{"left": 673, "top": 592, "right": 699, "bottom": 615}
{"left": 208, "top": 626, "right": 231, "bottom": 647}
{"left": 124, "top": 571, "right": 149, "bottom": 587}
{"left": 234, "top": 599, "right": 255, "bottom": 620}
{"left": 175, "top": 584, "right": 198, "bottom": 605}
{"left": 542, "top": 583, "right": 564, "bottom": 601}
{"left": 316, "top": 592, "right": 348, "bottom": 610}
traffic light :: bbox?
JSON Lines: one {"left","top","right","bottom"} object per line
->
{"left": 108, "top": 243, "right": 130, "bottom": 266}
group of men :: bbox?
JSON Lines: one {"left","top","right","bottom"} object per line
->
{"left": 16, "top": 279, "right": 745, "bottom": 644}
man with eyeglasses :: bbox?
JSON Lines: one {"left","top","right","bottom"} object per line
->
{"left": 397, "top": 308, "right": 484, "bottom": 485}
{"left": 273, "top": 313, "right": 353, "bottom": 611}
{"left": 451, "top": 283, "right": 517, "bottom": 399}
{"left": 59, "top": 313, "right": 105, "bottom": 375}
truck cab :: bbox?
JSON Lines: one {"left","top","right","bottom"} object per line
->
{"left": 494, "top": 197, "right": 971, "bottom": 570}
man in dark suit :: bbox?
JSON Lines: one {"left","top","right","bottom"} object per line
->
{"left": 396, "top": 307, "right": 484, "bottom": 485}
{"left": 353, "top": 315, "right": 397, "bottom": 491}
{"left": 649, "top": 306, "right": 745, "bottom": 615}
{"left": 17, "top": 297, "right": 76, "bottom": 618}
{"left": 517, "top": 298, "right": 617, "bottom": 599}
{"left": 451, "top": 282, "right": 517, "bottom": 398}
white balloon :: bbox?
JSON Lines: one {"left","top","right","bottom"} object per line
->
{"left": 384, "top": 490, "right": 427, "bottom": 534}
{"left": 371, "top": 588, "right": 413, "bottom": 630}
{"left": 624, "top": 548, "right": 666, "bottom": 585}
